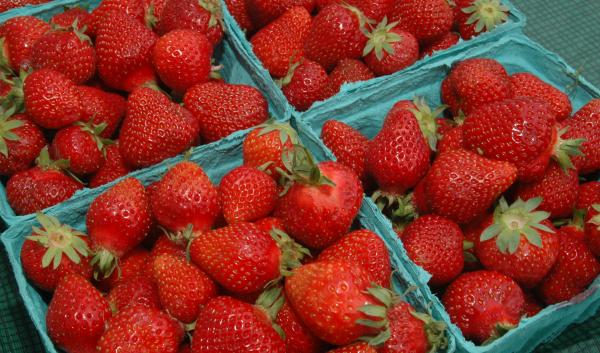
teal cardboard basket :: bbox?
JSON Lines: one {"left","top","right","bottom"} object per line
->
{"left": 298, "top": 34, "right": 600, "bottom": 353}
{"left": 0, "top": 0, "right": 292, "bottom": 227}
{"left": 220, "top": 0, "right": 526, "bottom": 114}
{"left": 1, "top": 119, "right": 456, "bottom": 353}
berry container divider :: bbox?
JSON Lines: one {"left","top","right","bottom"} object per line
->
{"left": 0, "top": 0, "right": 292, "bottom": 228}
{"left": 219, "top": 0, "right": 526, "bottom": 115}
{"left": 297, "top": 33, "right": 600, "bottom": 353}
{"left": 1, "top": 117, "right": 456, "bottom": 353}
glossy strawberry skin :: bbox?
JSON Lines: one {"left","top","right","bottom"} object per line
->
{"left": 89, "top": 143, "right": 131, "bottom": 188}
{"left": 577, "top": 182, "right": 600, "bottom": 212}
{"left": 282, "top": 59, "right": 328, "bottom": 111}
{"left": 224, "top": 0, "right": 255, "bottom": 33}
{"left": 510, "top": 73, "right": 572, "bottom": 121}
{"left": 90, "top": 0, "right": 146, "bottom": 35}
{"left": 77, "top": 86, "right": 126, "bottom": 138}
{"left": 276, "top": 301, "right": 326, "bottom": 353}
{"left": 247, "top": 0, "right": 315, "bottom": 28}
{"left": 0, "top": 114, "right": 46, "bottom": 176}
{"left": 437, "top": 125, "right": 464, "bottom": 155}
{"left": 563, "top": 99, "right": 600, "bottom": 174}
{"left": 96, "top": 248, "right": 152, "bottom": 291}
{"left": 381, "top": 301, "right": 430, "bottom": 353}
{"left": 452, "top": 0, "right": 508, "bottom": 40}
{"left": 107, "top": 275, "right": 161, "bottom": 312}
{"left": 157, "top": 0, "right": 223, "bottom": 45}
{"left": 320, "top": 58, "right": 374, "bottom": 99}
{"left": 243, "top": 126, "right": 294, "bottom": 179}
{"left": 321, "top": 120, "right": 370, "bottom": 183}
{"left": 0, "top": 16, "right": 50, "bottom": 71}
{"left": 150, "top": 234, "right": 186, "bottom": 259}
{"left": 50, "top": 7, "right": 93, "bottom": 35}
{"left": 421, "top": 32, "right": 460, "bottom": 58}
{"left": 364, "top": 28, "right": 419, "bottom": 76}
{"left": 391, "top": 0, "right": 454, "bottom": 42}
{"left": 50, "top": 125, "right": 104, "bottom": 176}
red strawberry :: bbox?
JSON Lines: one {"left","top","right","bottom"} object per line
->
{"left": 280, "top": 59, "right": 328, "bottom": 111}
{"left": 424, "top": 149, "right": 517, "bottom": 224}
{"left": 0, "top": 110, "right": 45, "bottom": 176}
{"left": 276, "top": 300, "right": 326, "bottom": 353}
{"left": 144, "top": 0, "right": 168, "bottom": 24}
{"left": 391, "top": 0, "right": 454, "bottom": 42}
{"left": 23, "top": 68, "right": 82, "bottom": 129}
{"left": 437, "top": 124, "right": 464, "bottom": 154}
{"left": 563, "top": 99, "right": 600, "bottom": 175}
{"left": 0, "top": 16, "right": 50, "bottom": 72}
{"left": 50, "top": 7, "right": 93, "bottom": 36}
{"left": 321, "top": 120, "right": 370, "bottom": 183}
{"left": 149, "top": 161, "right": 220, "bottom": 233}
{"left": 119, "top": 87, "right": 200, "bottom": 168}
{"left": 98, "top": 306, "right": 184, "bottom": 353}
{"left": 329, "top": 343, "right": 378, "bottom": 353}
{"left": 401, "top": 215, "right": 464, "bottom": 287}
{"left": 510, "top": 73, "right": 572, "bottom": 121}
{"left": 107, "top": 275, "right": 161, "bottom": 312}
{"left": 153, "top": 29, "right": 213, "bottom": 92}
{"left": 89, "top": 143, "right": 131, "bottom": 188}
{"left": 304, "top": 4, "right": 370, "bottom": 70}
{"left": 157, "top": 0, "right": 223, "bottom": 45}
{"left": 320, "top": 58, "right": 374, "bottom": 99}
{"left": 522, "top": 292, "right": 543, "bottom": 317}
{"left": 348, "top": 0, "right": 394, "bottom": 22}
{"left": 421, "top": 32, "right": 460, "bottom": 58}
{"left": 442, "top": 270, "right": 524, "bottom": 344}
{"left": 318, "top": 229, "right": 391, "bottom": 287}
{"left": 224, "top": 0, "right": 255, "bottom": 33}
{"left": 77, "top": 86, "right": 126, "bottom": 138}
{"left": 250, "top": 6, "right": 312, "bottom": 78}
{"left": 20, "top": 213, "right": 91, "bottom": 292}
{"left": 97, "top": 248, "right": 152, "bottom": 290}
{"left": 462, "top": 217, "right": 484, "bottom": 271}
{"left": 0, "top": 0, "right": 48, "bottom": 13}
{"left": 87, "top": 178, "right": 152, "bottom": 278}
{"left": 90, "top": 0, "right": 147, "bottom": 35}
{"left": 577, "top": 182, "right": 600, "bottom": 212}
{"left": 47, "top": 274, "right": 111, "bottom": 353}
{"left": 150, "top": 233, "right": 186, "bottom": 259}
{"left": 184, "top": 82, "right": 268, "bottom": 143}
{"left": 476, "top": 197, "right": 560, "bottom": 288}
{"left": 243, "top": 121, "right": 297, "bottom": 180}
{"left": 153, "top": 254, "right": 217, "bottom": 323}
{"left": 255, "top": 216, "right": 287, "bottom": 233}
{"left": 179, "top": 344, "right": 191, "bottom": 353}
{"left": 453, "top": 0, "right": 509, "bottom": 40}
{"left": 247, "top": 0, "right": 314, "bottom": 28}
{"left": 363, "top": 19, "right": 419, "bottom": 76}
{"left": 585, "top": 205, "right": 600, "bottom": 257}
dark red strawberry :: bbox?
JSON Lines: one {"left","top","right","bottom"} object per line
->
{"left": 0, "top": 16, "right": 50, "bottom": 72}
{"left": 522, "top": 292, "right": 543, "bottom": 317}
{"left": 577, "top": 182, "right": 600, "bottom": 212}
{"left": 320, "top": 58, "right": 374, "bottom": 99}
{"left": 50, "top": 7, "right": 93, "bottom": 36}
{"left": 363, "top": 19, "right": 419, "bottom": 76}
{"left": 437, "top": 125, "right": 464, "bottom": 154}
{"left": 157, "top": 0, "right": 223, "bottom": 45}
{"left": 280, "top": 59, "right": 328, "bottom": 111}
{"left": 89, "top": 142, "right": 131, "bottom": 188}
{"left": 453, "top": 0, "right": 509, "bottom": 40}
{"left": 247, "top": 0, "right": 314, "bottom": 28}
{"left": 563, "top": 99, "right": 600, "bottom": 175}
{"left": 462, "top": 217, "right": 484, "bottom": 271}
{"left": 321, "top": 120, "right": 370, "bottom": 183}
{"left": 329, "top": 343, "right": 378, "bottom": 353}
{"left": 585, "top": 205, "right": 600, "bottom": 257}
{"left": 90, "top": 0, "right": 146, "bottom": 35}
{"left": 0, "top": 0, "right": 48, "bottom": 13}
{"left": 243, "top": 121, "right": 297, "bottom": 180}
{"left": 0, "top": 110, "right": 45, "bottom": 176}
{"left": 96, "top": 248, "right": 152, "bottom": 291}
{"left": 421, "top": 32, "right": 460, "bottom": 58}
{"left": 391, "top": 0, "right": 453, "bottom": 42}
{"left": 255, "top": 217, "right": 287, "bottom": 233}
{"left": 107, "top": 275, "right": 161, "bottom": 312}
{"left": 510, "top": 73, "right": 572, "bottom": 121}
{"left": 224, "top": 0, "right": 255, "bottom": 33}
{"left": 77, "top": 86, "right": 126, "bottom": 138}
{"left": 276, "top": 300, "right": 326, "bottom": 353}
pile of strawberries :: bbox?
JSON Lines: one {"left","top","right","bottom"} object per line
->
{"left": 0, "top": 0, "right": 49, "bottom": 13}
{"left": 321, "top": 57, "right": 600, "bottom": 344}
{"left": 232, "top": 0, "right": 511, "bottom": 111}
{"left": 0, "top": 0, "right": 272, "bottom": 216}
{"left": 21, "top": 122, "right": 452, "bottom": 353}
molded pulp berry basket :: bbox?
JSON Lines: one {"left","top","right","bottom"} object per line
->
{"left": 1, "top": 120, "right": 456, "bottom": 353}
{"left": 298, "top": 34, "right": 600, "bottom": 353}
{"left": 0, "top": 0, "right": 293, "bottom": 227}
{"left": 219, "top": 0, "right": 526, "bottom": 115}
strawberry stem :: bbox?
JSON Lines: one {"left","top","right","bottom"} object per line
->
{"left": 462, "top": 0, "right": 509, "bottom": 34}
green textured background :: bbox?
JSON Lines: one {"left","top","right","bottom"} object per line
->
{"left": 1, "top": 1, "right": 600, "bottom": 352}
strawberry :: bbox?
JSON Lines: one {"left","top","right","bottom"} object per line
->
{"left": 23, "top": 68, "right": 82, "bottom": 129}
{"left": 144, "top": 0, "right": 168, "bottom": 24}
{"left": 31, "top": 25, "right": 96, "bottom": 85}
{"left": 20, "top": 213, "right": 91, "bottom": 292}
{"left": 562, "top": 99, "right": 600, "bottom": 175}
{"left": 304, "top": 4, "right": 370, "bottom": 70}
{"left": 6, "top": 147, "right": 82, "bottom": 215}
{"left": 90, "top": 0, "right": 147, "bottom": 35}
{"left": 77, "top": 86, "right": 126, "bottom": 138}
{"left": 442, "top": 270, "right": 524, "bottom": 344}
{"left": 462, "top": 217, "right": 484, "bottom": 271}
{"left": 153, "top": 254, "right": 217, "bottom": 323}
{"left": 321, "top": 120, "right": 370, "bottom": 183}
{"left": 0, "top": 109, "right": 45, "bottom": 176}
{"left": 157, "top": 0, "right": 223, "bottom": 45}
{"left": 119, "top": 87, "right": 200, "bottom": 168}
{"left": 424, "top": 149, "right": 517, "bottom": 224}
{"left": 577, "top": 182, "right": 600, "bottom": 212}
{"left": 95, "top": 10, "right": 157, "bottom": 91}
{"left": 184, "top": 82, "right": 268, "bottom": 143}
{"left": 153, "top": 29, "right": 213, "bottom": 92}
{"left": 329, "top": 343, "right": 378, "bottom": 353}
{"left": 255, "top": 216, "right": 287, "bottom": 233}
{"left": 250, "top": 6, "right": 312, "bottom": 78}
{"left": 0, "top": 16, "right": 50, "bottom": 72}
{"left": 421, "top": 32, "right": 460, "bottom": 58}
{"left": 149, "top": 161, "right": 220, "bottom": 233}
{"left": 247, "top": 0, "right": 314, "bottom": 28}
{"left": 0, "top": 0, "right": 47, "bottom": 13}
{"left": 316, "top": 0, "right": 393, "bottom": 22}
{"left": 437, "top": 125, "right": 464, "bottom": 154}
{"left": 89, "top": 143, "right": 131, "bottom": 188}
{"left": 453, "top": 0, "right": 509, "bottom": 40}
{"left": 97, "top": 248, "right": 152, "bottom": 290}
{"left": 224, "top": 0, "right": 255, "bottom": 33}
{"left": 46, "top": 274, "right": 111, "bottom": 353}
{"left": 318, "top": 229, "right": 391, "bottom": 287}
{"left": 363, "top": 19, "right": 419, "bottom": 76}
{"left": 50, "top": 7, "right": 93, "bottom": 36}
{"left": 280, "top": 59, "right": 328, "bottom": 111}
{"left": 98, "top": 306, "right": 184, "bottom": 353}
{"left": 401, "top": 214, "right": 464, "bottom": 287}
{"left": 150, "top": 233, "right": 186, "bottom": 259}
{"left": 509, "top": 73, "right": 572, "bottom": 121}
{"left": 87, "top": 178, "right": 152, "bottom": 278}
{"left": 585, "top": 205, "right": 600, "bottom": 257}
{"left": 539, "top": 223, "right": 600, "bottom": 304}
{"left": 476, "top": 197, "right": 560, "bottom": 288}
{"left": 276, "top": 300, "right": 326, "bottom": 353}
{"left": 243, "top": 121, "right": 297, "bottom": 180}
{"left": 320, "top": 58, "right": 374, "bottom": 99}
{"left": 522, "top": 292, "right": 543, "bottom": 317}
{"left": 391, "top": 0, "right": 454, "bottom": 42}
{"left": 219, "top": 166, "right": 278, "bottom": 224}
{"left": 107, "top": 275, "right": 161, "bottom": 312}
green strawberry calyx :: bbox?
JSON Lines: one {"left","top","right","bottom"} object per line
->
{"left": 552, "top": 127, "right": 586, "bottom": 172}
{"left": 463, "top": 240, "right": 478, "bottom": 263}
{"left": 483, "top": 322, "right": 515, "bottom": 345}
{"left": 36, "top": 146, "right": 70, "bottom": 172}
{"left": 480, "top": 197, "right": 554, "bottom": 254}
{"left": 589, "top": 204, "right": 600, "bottom": 230}
{"left": 462, "top": 0, "right": 509, "bottom": 34}
{"left": 0, "top": 69, "right": 28, "bottom": 113}
{"left": 198, "top": 0, "right": 223, "bottom": 29}
{"left": 371, "top": 191, "right": 418, "bottom": 230}
{"left": 75, "top": 120, "right": 114, "bottom": 157}
{"left": 362, "top": 17, "right": 401, "bottom": 61}
{"left": 343, "top": 3, "right": 375, "bottom": 31}
{"left": 408, "top": 96, "right": 446, "bottom": 151}
{"left": 270, "top": 228, "right": 311, "bottom": 277}
{"left": 256, "top": 119, "right": 300, "bottom": 146}
{"left": 0, "top": 105, "right": 24, "bottom": 157}
{"left": 255, "top": 286, "right": 286, "bottom": 339}
{"left": 145, "top": 2, "right": 158, "bottom": 29}
{"left": 411, "top": 311, "right": 448, "bottom": 353}
{"left": 26, "top": 212, "right": 90, "bottom": 269}
{"left": 357, "top": 284, "right": 398, "bottom": 345}
{"left": 0, "top": 37, "right": 12, "bottom": 75}
{"left": 277, "top": 144, "right": 335, "bottom": 194}
{"left": 275, "top": 60, "right": 302, "bottom": 88}
{"left": 90, "top": 248, "right": 119, "bottom": 279}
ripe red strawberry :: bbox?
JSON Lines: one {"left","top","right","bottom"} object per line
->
{"left": 153, "top": 254, "right": 217, "bottom": 323}
{"left": 453, "top": 0, "right": 509, "bottom": 40}
{"left": 391, "top": 0, "right": 454, "bottom": 42}
{"left": 0, "top": 0, "right": 48, "bottom": 13}
{"left": 247, "top": 0, "right": 314, "bottom": 28}
{"left": 0, "top": 110, "right": 45, "bottom": 176}
{"left": 539, "top": 224, "right": 600, "bottom": 304}
{"left": 401, "top": 215, "right": 464, "bottom": 287}
{"left": 96, "top": 248, "right": 152, "bottom": 290}
{"left": 47, "top": 274, "right": 111, "bottom": 353}
{"left": 442, "top": 270, "right": 524, "bottom": 344}
{"left": 87, "top": 178, "right": 152, "bottom": 278}
{"left": 276, "top": 300, "right": 326, "bottom": 353}
{"left": 250, "top": 6, "right": 312, "bottom": 78}
{"left": 319, "top": 229, "right": 391, "bottom": 287}
{"left": 89, "top": 143, "right": 131, "bottom": 188}
{"left": 585, "top": 205, "right": 600, "bottom": 257}
{"left": 329, "top": 343, "right": 378, "bottom": 353}
{"left": 6, "top": 148, "right": 83, "bottom": 215}
{"left": 224, "top": 0, "right": 255, "bottom": 33}
{"left": 107, "top": 275, "right": 161, "bottom": 312}
{"left": 316, "top": 0, "right": 393, "bottom": 21}
{"left": 144, "top": 0, "right": 168, "bottom": 24}
{"left": 153, "top": 29, "right": 213, "bottom": 92}
{"left": 77, "top": 86, "right": 126, "bottom": 138}
{"left": 243, "top": 121, "right": 297, "bottom": 180}
{"left": 522, "top": 292, "right": 543, "bottom": 317}
{"left": 98, "top": 306, "right": 184, "bottom": 353}
{"left": 363, "top": 19, "right": 419, "bottom": 76}
{"left": 119, "top": 88, "right": 200, "bottom": 168}
{"left": 20, "top": 213, "right": 91, "bottom": 292}
{"left": 424, "top": 149, "right": 517, "bottom": 224}
{"left": 421, "top": 32, "right": 460, "bottom": 58}
{"left": 50, "top": 7, "right": 93, "bottom": 36}
{"left": 157, "top": 0, "right": 223, "bottom": 45}
{"left": 0, "top": 16, "right": 50, "bottom": 72}
{"left": 321, "top": 120, "right": 370, "bottom": 183}
{"left": 577, "top": 182, "right": 600, "bottom": 212}
{"left": 95, "top": 10, "right": 158, "bottom": 91}
{"left": 562, "top": 99, "right": 600, "bottom": 174}
{"left": 509, "top": 73, "right": 572, "bottom": 121}
{"left": 150, "top": 233, "right": 186, "bottom": 260}
{"left": 255, "top": 216, "right": 287, "bottom": 233}
{"left": 462, "top": 217, "right": 484, "bottom": 271}
{"left": 280, "top": 59, "right": 328, "bottom": 111}
{"left": 437, "top": 125, "right": 464, "bottom": 154}
{"left": 184, "top": 82, "right": 268, "bottom": 143}
{"left": 23, "top": 68, "right": 82, "bottom": 129}
{"left": 90, "top": 0, "right": 147, "bottom": 35}
{"left": 149, "top": 161, "right": 219, "bottom": 233}
{"left": 476, "top": 197, "right": 560, "bottom": 288}
{"left": 304, "top": 4, "right": 370, "bottom": 70}
{"left": 320, "top": 58, "right": 374, "bottom": 99}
